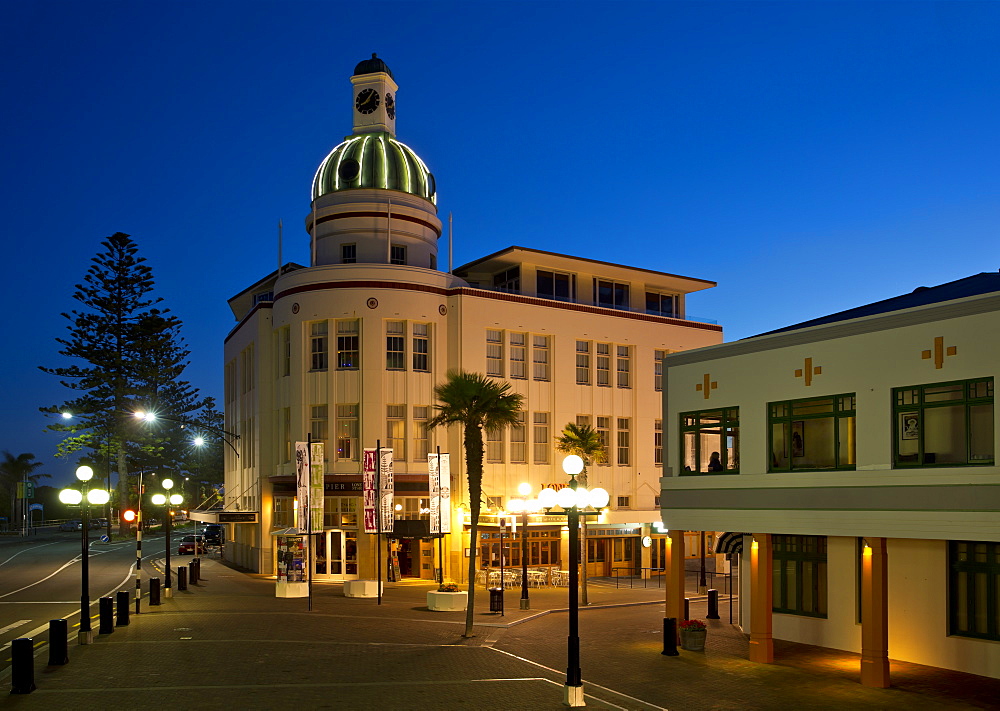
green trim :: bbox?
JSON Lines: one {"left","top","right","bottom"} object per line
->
{"left": 312, "top": 132, "right": 436, "bottom": 203}
{"left": 772, "top": 534, "right": 828, "bottom": 618}
{"left": 678, "top": 406, "right": 739, "bottom": 475}
{"left": 949, "top": 540, "right": 1000, "bottom": 641}
{"left": 768, "top": 393, "right": 856, "bottom": 473}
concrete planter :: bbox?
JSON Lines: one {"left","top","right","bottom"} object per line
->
{"left": 427, "top": 590, "right": 468, "bottom": 611}
{"left": 344, "top": 580, "right": 380, "bottom": 598}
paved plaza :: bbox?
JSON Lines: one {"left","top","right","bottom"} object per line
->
{"left": 4, "top": 557, "right": 998, "bottom": 709}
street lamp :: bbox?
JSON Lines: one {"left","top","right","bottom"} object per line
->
{"left": 538, "top": 455, "right": 610, "bottom": 707}
{"left": 507, "top": 482, "right": 541, "bottom": 610}
{"left": 58, "top": 465, "right": 110, "bottom": 644}
{"left": 151, "top": 479, "right": 183, "bottom": 598}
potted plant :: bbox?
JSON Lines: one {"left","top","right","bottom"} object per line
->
{"left": 438, "top": 581, "right": 462, "bottom": 592}
{"left": 678, "top": 618, "right": 708, "bottom": 651}
{"left": 427, "top": 581, "right": 467, "bottom": 611}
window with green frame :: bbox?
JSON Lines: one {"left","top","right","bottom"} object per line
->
{"left": 949, "top": 541, "right": 1000, "bottom": 641}
{"left": 772, "top": 534, "right": 827, "bottom": 617}
{"left": 893, "top": 378, "right": 993, "bottom": 467}
{"left": 769, "top": 394, "right": 856, "bottom": 472}
{"left": 680, "top": 407, "right": 739, "bottom": 475}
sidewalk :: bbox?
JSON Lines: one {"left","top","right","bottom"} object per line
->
{"left": 4, "top": 559, "right": 998, "bottom": 710}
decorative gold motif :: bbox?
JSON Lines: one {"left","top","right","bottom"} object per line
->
{"left": 794, "top": 357, "right": 822, "bottom": 387}
{"left": 921, "top": 336, "right": 956, "bottom": 369}
{"left": 695, "top": 373, "right": 717, "bottom": 399}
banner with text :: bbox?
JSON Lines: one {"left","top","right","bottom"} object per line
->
{"left": 428, "top": 453, "right": 451, "bottom": 534}
{"left": 310, "top": 442, "right": 325, "bottom": 531}
{"left": 294, "top": 441, "right": 309, "bottom": 534}
{"left": 363, "top": 449, "right": 377, "bottom": 533}
{"left": 363, "top": 447, "right": 395, "bottom": 534}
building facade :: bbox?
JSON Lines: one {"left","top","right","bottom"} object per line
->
{"left": 660, "top": 273, "right": 1000, "bottom": 682}
{"left": 221, "top": 55, "right": 723, "bottom": 585}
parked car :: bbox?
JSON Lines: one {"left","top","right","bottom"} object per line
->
{"left": 90, "top": 518, "right": 109, "bottom": 530}
{"left": 178, "top": 535, "right": 205, "bottom": 555}
{"left": 199, "top": 524, "right": 223, "bottom": 545}
{"left": 59, "top": 520, "right": 82, "bottom": 532}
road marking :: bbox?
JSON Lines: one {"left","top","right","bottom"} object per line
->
{"left": 0, "top": 557, "right": 81, "bottom": 599}
{"left": 0, "top": 620, "right": 32, "bottom": 635}
{"left": 0, "top": 542, "right": 59, "bottom": 569}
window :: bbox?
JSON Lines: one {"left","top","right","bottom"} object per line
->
{"left": 336, "top": 404, "right": 359, "bottom": 461}
{"left": 617, "top": 417, "right": 631, "bottom": 465}
{"left": 576, "top": 341, "right": 591, "bottom": 385}
{"left": 429, "top": 253, "right": 437, "bottom": 270}
{"left": 509, "top": 332, "right": 527, "bottom": 379}
{"left": 537, "top": 270, "right": 574, "bottom": 301}
{"left": 769, "top": 394, "right": 856, "bottom": 471}
{"left": 510, "top": 411, "right": 526, "bottom": 463}
{"left": 533, "top": 412, "right": 549, "bottom": 464}
{"left": 595, "top": 279, "right": 629, "bottom": 310}
{"left": 412, "top": 323, "right": 429, "bottom": 371}
{"left": 390, "top": 245, "right": 406, "bottom": 265}
{"left": 337, "top": 320, "right": 359, "bottom": 369}
{"left": 324, "top": 497, "right": 358, "bottom": 527}
{"left": 654, "top": 420, "right": 663, "bottom": 465}
{"left": 654, "top": 350, "right": 666, "bottom": 391}
{"left": 533, "top": 335, "right": 550, "bottom": 381}
{"left": 646, "top": 292, "right": 677, "bottom": 317}
{"left": 280, "top": 327, "right": 291, "bottom": 377}
{"left": 486, "top": 330, "right": 503, "bottom": 377}
{"left": 576, "top": 414, "right": 591, "bottom": 427}
{"left": 341, "top": 243, "right": 356, "bottom": 264}
{"left": 617, "top": 496, "right": 631, "bottom": 509}
{"left": 596, "top": 417, "right": 611, "bottom": 465}
{"left": 680, "top": 407, "right": 739, "bottom": 474}
{"left": 394, "top": 497, "right": 431, "bottom": 520}
{"left": 950, "top": 541, "right": 1000, "bottom": 641}
{"left": 493, "top": 267, "right": 520, "bottom": 293}
{"left": 386, "top": 321, "right": 405, "bottom": 370}
{"left": 311, "top": 405, "right": 329, "bottom": 463}
{"left": 616, "top": 345, "right": 631, "bottom": 388}
{"left": 413, "top": 406, "right": 429, "bottom": 461}
{"left": 281, "top": 408, "right": 291, "bottom": 463}
{"left": 773, "top": 535, "right": 828, "bottom": 618}
{"left": 485, "top": 496, "right": 503, "bottom": 511}
{"left": 894, "top": 378, "right": 993, "bottom": 467}
{"left": 310, "top": 321, "right": 328, "bottom": 371}
{"left": 486, "top": 425, "right": 504, "bottom": 463}
{"left": 597, "top": 343, "right": 611, "bottom": 387}
{"left": 387, "top": 404, "right": 405, "bottom": 460}
{"left": 273, "top": 496, "right": 293, "bottom": 528}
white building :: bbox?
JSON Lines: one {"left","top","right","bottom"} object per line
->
{"left": 660, "top": 272, "right": 1000, "bottom": 683}
{"left": 221, "top": 55, "right": 723, "bottom": 585}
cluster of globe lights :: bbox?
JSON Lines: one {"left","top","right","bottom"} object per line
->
{"left": 152, "top": 478, "right": 184, "bottom": 507}
{"left": 530, "top": 455, "right": 611, "bottom": 512}
{"left": 58, "top": 466, "right": 110, "bottom": 505}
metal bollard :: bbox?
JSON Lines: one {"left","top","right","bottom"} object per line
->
{"left": 48, "top": 619, "right": 69, "bottom": 666}
{"left": 150, "top": 577, "right": 161, "bottom": 606}
{"left": 177, "top": 566, "right": 187, "bottom": 591}
{"left": 684, "top": 597, "right": 690, "bottom": 621}
{"left": 189, "top": 560, "right": 197, "bottom": 584}
{"left": 99, "top": 596, "right": 115, "bottom": 634}
{"left": 116, "top": 590, "right": 130, "bottom": 626}
{"left": 196, "top": 557, "right": 203, "bottom": 580}
{"left": 661, "top": 617, "right": 679, "bottom": 656}
{"left": 10, "top": 637, "right": 36, "bottom": 694}
{"left": 707, "top": 588, "right": 720, "bottom": 619}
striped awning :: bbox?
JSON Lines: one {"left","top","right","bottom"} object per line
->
{"left": 715, "top": 532, "right": 750, "bottom": 557}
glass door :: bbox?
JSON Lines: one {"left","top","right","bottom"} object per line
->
{"left": 313, "top": 530, "right": 359, "bottom": 580}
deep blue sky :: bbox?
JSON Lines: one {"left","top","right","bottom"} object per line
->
{"left": 5, "top": 1, "right": 999, "bottom": 487}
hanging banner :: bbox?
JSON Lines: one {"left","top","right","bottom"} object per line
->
{"left": 428, "top": 453, "right": 451, "bottom": 534}
{"left": 363, "top": 448, "right": 377, "bottom": 533}
{"left": 379, "top": 448, "right": 394, "bottom": 534}
{"left": 295, "top": 442, "right": 310, "bottom": 534}
{"left": 310, "top": 442, "right": 325, "bottom": 531}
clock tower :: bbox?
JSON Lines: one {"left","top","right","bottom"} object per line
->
{"left": 351, "top": 53, "right": 398, "bottom": 137}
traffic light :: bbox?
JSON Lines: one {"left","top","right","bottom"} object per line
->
{"left": 122, "top": 509, "right": 137, "bottom": 523}
{"left": 25, "top": 482, "right": 34, "bottom": 498}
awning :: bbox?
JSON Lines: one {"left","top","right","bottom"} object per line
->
{"left": 715, "top": 532, "right": 750, "bottom": 557}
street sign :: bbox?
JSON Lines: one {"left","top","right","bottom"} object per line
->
{"left": 29, "top": 503, "right": 43, "bottom": 511}
{"left": 100, "top": 535, "right": 110, "bottom": 543}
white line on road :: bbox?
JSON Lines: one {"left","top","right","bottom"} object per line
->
{"left": 0, "top": 542, "right": 59, "bottom": 569}
{"left": 0, "top": 620, "right": 32, "bottom": 635}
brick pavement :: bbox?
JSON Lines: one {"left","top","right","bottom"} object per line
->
{"left": 3, "top": 558, "right": 998, "bottom": 710}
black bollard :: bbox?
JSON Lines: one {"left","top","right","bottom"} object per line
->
{"left": 707, "top": 588, "right": 720, "bottom": 619}
{"left": 10, "top": 638, "right": 36, "bottom": 694}
{"left": 99, "top": 597, "right": 115, "bottom": 634}
{"left": 177, "top": 566, "right": 187, "bottom": 591}
{"left": 196, "top": 557, "right": 203, "bottom": 580}
{"left": 150, "top": 577, "right": 161, "bottom": 606}
{"left": 116, "top": 590, "right": 130, "bottom": 626}
{"left": 189, "top": 560, "right": 197, "bottom": 584}
{"left": 684, "top": 597, "right": 690, "bottom": 621}
{"left": 48, "top": 619, "right": 69, "bottom": 666}
{"left": 661, "top": 618, "right": 679, "bottom": 656}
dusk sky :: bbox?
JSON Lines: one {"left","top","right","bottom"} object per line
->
{"left": 5, "top": 1, "right": 999, "bottom": 487}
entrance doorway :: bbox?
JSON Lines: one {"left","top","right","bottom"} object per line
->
{"left": 313, "top": 529, "right": 359, "bottom": 580}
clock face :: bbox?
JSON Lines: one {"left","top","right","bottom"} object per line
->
{"left": 356, "top": 88, "right": 380, "bottom": 115}
{"left": 642, "top": 536, "right": 652, "bottom": 548}
{"left": 385, "top": 92, "right": 395, "bottom": 120}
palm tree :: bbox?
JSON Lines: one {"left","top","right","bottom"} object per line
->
{"left": 428, "top": 370, "right": 523, "bottom": 638}
{"left": 556, "top": 423, "right": 607, "bottom": 606}
{"left": 0, "top": 451, "right": 48, "bottom": 530}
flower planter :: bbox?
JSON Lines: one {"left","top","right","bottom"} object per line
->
{"left": 680, "top": 628, "right": 707, "bottom": 652}
{"left": 427, "top": 590, "right": 468, "bottom": 611}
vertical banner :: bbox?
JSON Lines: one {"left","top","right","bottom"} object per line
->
{"left": 428, "top": 454, "right": 440, "bottom": 535}
{"left": 310, "top": 442, "right": 325, "bottom": 531}
{"left": 379, "top": 448, "right": 394, "bottom": 534}
{"left": 438, "top": 453, "right": 451, "bottom": 534}
{"left": 363, "top": 448, "right": 378, "bottom": 533}
{"left": 294, "top": 442, "right": 310, "bottom": 534}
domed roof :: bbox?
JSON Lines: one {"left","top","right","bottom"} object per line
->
{"left": 354, "top": 53, "right": 394, "bottom": 79}
{"left": 312, "top": 132, "right": 436, "bottom": 204}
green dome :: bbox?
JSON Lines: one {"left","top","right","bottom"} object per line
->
{"left": 311, "top": 132, "right": 436, "bottom": 204}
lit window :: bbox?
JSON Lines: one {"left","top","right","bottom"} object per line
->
{"left": 616, "top": 345, "right": 631, "bottom": 389}
{"left": 486, "top": 330, "right": 503, "bottom": 377}
{"left": 596, "top": 343, "right": 611, "bottom": 387}
{"left": 510, "top": 411, "right": 526, "bottom": 463}
{"left": 311, "top": 405, "right": 329, "bottom": 465}
{"left": 486, "top": 425, "right": 504, "bottom": 463}
{"left": 596, "top": 417, "right": 610, "bottom": 465}
{"left": 386, "top": 321, "right": 405, "bottom": 370}
{"left": 336, "top": 320, "right": 359, "bottom": 369}
{"left": 617, "top": 417, "right": 630, "bottom": 465}
{"left": 576, "top": 341, "right": 591, "bottom": 385}
{"left": 336, "top": 404, "right": 359, "bottom": 461}
{"left": 533, "top": 412, "right": 549, "bottom": 464}
{"left": 680, "top": 408, "right": 739, "bottom": 474}
{"left": 413, "top": 406, "right": 429, "bottom": 461}
{"left": 769, "top": 394, "right": 856, "bottom": 472}
{"left": 387, "top": 404, "right": 405, "bottom": 460}
{"left": 509, "top": 332, "right": 527, "bottom": 379}
{"left": 533, "top": 335, "right": 550, "bottom": 381}
{"left": 894, "top": 378, "right": 993, "bottom": 467}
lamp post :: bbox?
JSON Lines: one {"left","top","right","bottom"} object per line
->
{"left": 58, "top": 465, "right": 110, "bottom": 644}
{"left": 507, "top": 482, "right": 541, "bottom": 610}
{"left": 151, "top": 479, "right": 183, "bottom": 598}
{"left": 539, "top": 455, "right": 610, "bottom": 708}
